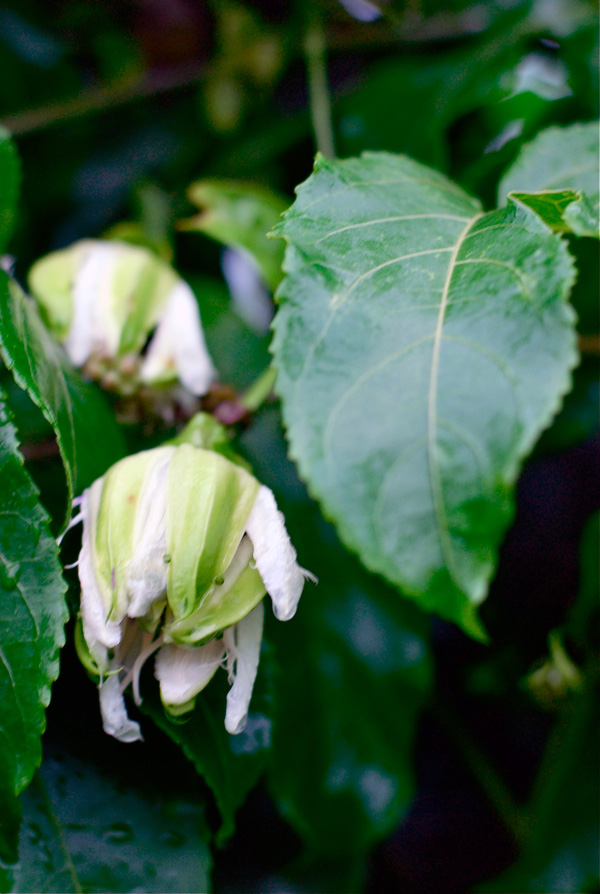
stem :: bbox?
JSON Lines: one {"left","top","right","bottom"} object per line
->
{"left": 240, "top": 365, "right": 277, "bottom": 413}
{"left": 436, "top": 701, "right": 528, "bottom": 847}
{"left": 526, "top": 688, "right": 594, "bottom": 845}
{"left": 304, "top": 9, "right": 336, "bottom": 158}
{"left": 1, "top": 62, "right": 202, "bottom": 136}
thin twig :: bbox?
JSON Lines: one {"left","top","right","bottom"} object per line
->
{"left": 1, "top": 62, "right": 203, "bottom": 137}
{"left": 304, "top": 9, "right": 336, "bottom": 158}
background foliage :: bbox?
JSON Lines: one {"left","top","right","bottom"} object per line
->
{"left": 0, "top": 1, "right": 597, "bottom": 892}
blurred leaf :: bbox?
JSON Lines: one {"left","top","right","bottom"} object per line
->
{"left": 200, "top": 1, "right": 284, "bottom": 135}
{"left": 142, "top": 650, "right": 273, "bottom": 845}
{"left": 0, "top": 127, "right": 20, "bottom": 253}
{"left": 241, "top": 409, "right": 433, "bottom": 864}
{"left": 0, "top": 391, "right": 67, "bottom": 862}
{"left": 104, "top": 183, "right": 174, "bottom": 262}
{"left": 534, "top": 359, "right": 599, "bottom": 457}
{"left": 269, "top": 516, "right": 432, "bottom": 859}
{"left": 181, "top": 180, "right": 288, "bottom": 290}
{"left": 2, "top": 747, "right": 212, "bottom": 894}
{"left": 0, "top": 273, "right": 125, "bottom": 524}
{"left": 498, "top": 122, "right": 600, "bottom": 237}
{"left": 273, "top": 152, "right": 577, "bottom": 637}
{"left": 336, "top": 45, "right": 507, "bottom": 171}
{"left": 189, "top": 274, "right": 271, "bottom": 389}
{"left": 566, "top": 511, "right": 599, "bottom": 642}
{"left": 479, "top": 692, "right": 599, "bottom": 894}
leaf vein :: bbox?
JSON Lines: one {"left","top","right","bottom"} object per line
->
{"left": 427, "top": 214, "right": 483, "bottom": 585}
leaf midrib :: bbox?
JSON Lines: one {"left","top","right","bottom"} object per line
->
{"left": 427, "top": 213, "right": 483, "bottom": 583}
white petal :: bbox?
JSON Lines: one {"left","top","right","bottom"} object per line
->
{"left": 139, "top": 281, "right": 215, "bottom": 395}
{"left": 155, "top": 639, "right": 225, "bottom": 709}
{"left": 125, "top": 451, "right": 172, "bottom": 619}
{"left": 78, "top": 481, "right": 122, "bottom": 666}
{"left": 65, "top": 242, "right": 121, "bottom": 366}
{"left": 98, "top": 673, "right": 143, "bottom": 743}
{"left": 245, "top": 486, "right": 313, "bottom": 622}
{"left": 221, "top": 248, "right": 273, "bottom": 334}
{"left": 224, "top": 601, "right": 264, "bottom": 735}
{"left": 338, "top": 0, "right": 382, "bottom": 22}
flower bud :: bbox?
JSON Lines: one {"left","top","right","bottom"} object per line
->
{"left": 74, "top": 436, "right": 314, "bottom": 742}
{"left": 29, "top": 239, "right": 215, "bottom": 396}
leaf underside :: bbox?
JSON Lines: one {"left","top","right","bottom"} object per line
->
{"left": 273, "top": 152, "right": 578, "bottom": 636}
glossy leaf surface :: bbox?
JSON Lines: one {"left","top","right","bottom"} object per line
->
{"left": 2, "top": 748, "right": 212, "bottom": 894}
{"left": 273, "top": 152, "right": 577, "bottom": 636}
{"left": 498, "top": 122, "right": 600, "bottom": 237}
{"left": 0, "top": 393, "right": 67, "bottom": 860}
{"left": 0, "top": 274, "right": 125, "bottom": 522}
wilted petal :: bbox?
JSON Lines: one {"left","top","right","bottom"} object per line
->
{"left": 155, "top": 638, "right": 225, "bottom": 714}
{"left": 224, "top": 601, "right": 264, "bottom": 735}
{"left": 245, "top": 486, "right": 313, "bottom": 621}
{"left": 126, "top": 450, "right": 173, "bottom": 619}
{"left": 98, "top": 673, "right": 143, "bottom": 743}
{"left": 221, "top": 248, "right": 273, "bottom": 335}
{"left": 78, "top": 480, "right": 121, "bottom": 666}
{"left": 140, "top": 281, "right": 215, "bottom": 395}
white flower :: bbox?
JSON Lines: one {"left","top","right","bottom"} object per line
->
{"left": 73, "top": 440, "right": 315, "bottom": 743}
{"left": 29, "top": 239, "right": 216, "bottom": 396}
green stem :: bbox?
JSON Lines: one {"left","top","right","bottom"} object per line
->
{"left": 436, "top": 701, "right": 528, "bottom": 847}
{"left": 240, "top": 365, "right": 277, "bottom": 413}
{"left": 304, "top": 10, "right": 336, "bottom": 158}
{"left": 526, "top": 688, "right": 594, "bottom": 846}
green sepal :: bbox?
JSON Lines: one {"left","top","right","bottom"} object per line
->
{"left": 74, "top": 617, "right": 101, "bottom": 678}
{"left": 168, "top": 411, "right": 252, "bottom": 470}
{"left": 164, "top": 445, "right": 262, "bottom": 641}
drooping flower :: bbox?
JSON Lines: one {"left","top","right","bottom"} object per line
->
{"left": 28, "top": 239, "right": 215, "bottom": 397}
{"left": 72, "top": 436, "right": 314, "bottom": 742}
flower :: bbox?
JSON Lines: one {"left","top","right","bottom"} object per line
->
{"left": 72, "top": 440, "right": 314, "bottom": 742}
{"left": 28, "top": 239, "right": 215, "bottom": 396}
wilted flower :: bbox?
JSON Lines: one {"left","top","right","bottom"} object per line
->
{"left": 72, "top": 440, "right": 314, "bottom": 742}
{"left": 28, "top": 239, "right": 215, "bottom": 397}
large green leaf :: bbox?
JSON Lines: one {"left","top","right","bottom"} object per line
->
{"left": 2, "top": 747, "right": 212, "bottom": 893}
{"left": 273, "top": 152, "right": 577, "bottom": 637}
{"left": 0, "top": 128, "right": 20, "bottom": 253}
{"left": 0, "top": 273, "right": 125, "bottom": 523}
{"left": 498, "top": 122, "right": 600, "bottom": 237}
{"left": 0, "top": 392, "right": 67, "bottom": 861}
{"left": 241, "top": 408, "right": 432, "bottom": 867}
{"left": 181, "top": 180, "right": 288, "bottom": 290}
